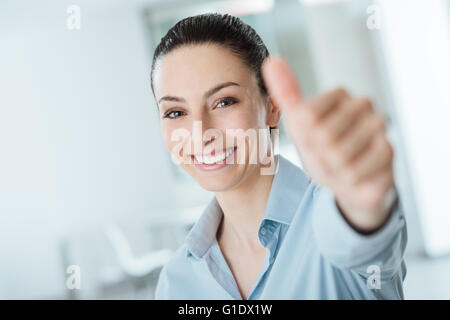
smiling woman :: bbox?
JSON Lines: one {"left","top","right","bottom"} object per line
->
{"left": 149, "top": 13, "right": 407, "bottom": 300}
{"left": 150, "top": 14, "right": 280, "bottom": 194}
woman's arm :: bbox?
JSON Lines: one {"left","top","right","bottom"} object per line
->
{"left": 311, "top": 183, "right": 407, "bottom": 281}
{"left": 262, "top": 57, "right": 408, "bottom": 289}
{"left": 262, "top": 57, "right": 400, "bottom": 242}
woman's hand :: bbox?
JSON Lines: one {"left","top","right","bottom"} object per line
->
{"left": 262, "top": 57, "right": 396, "bottom": 233}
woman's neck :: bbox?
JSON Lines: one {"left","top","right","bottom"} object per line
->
{"left": 215, "top": 165, "right": 275, "bottom": 252}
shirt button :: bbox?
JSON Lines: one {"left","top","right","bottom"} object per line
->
{"left": 260, "top": 227, "right": 267, "bottom": 235}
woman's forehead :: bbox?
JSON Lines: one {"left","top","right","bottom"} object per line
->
{"left": 153, "top": 44, "right": 258, "bottom": 98}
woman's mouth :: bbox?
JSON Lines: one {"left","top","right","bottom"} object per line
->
{"left": 191, "top": 146, "right": 237, "bottom": 171}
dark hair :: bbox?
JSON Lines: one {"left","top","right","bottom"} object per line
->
{"left": 150, "top": 13, "right": 270, "bottom": 98}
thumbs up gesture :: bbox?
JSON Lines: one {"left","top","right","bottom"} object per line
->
{"left": 262, "top": 57, "right": 396, "bottom": 233}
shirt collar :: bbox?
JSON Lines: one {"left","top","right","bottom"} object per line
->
{"left": 259, "top": 154, "right": 311, "bottom": 225}
{"left": 185, "top": 154, "right": 311, "bottom": 259}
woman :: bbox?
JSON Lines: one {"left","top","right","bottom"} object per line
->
{"left": 151, "top": 13, "right": 407, "bottom": 299}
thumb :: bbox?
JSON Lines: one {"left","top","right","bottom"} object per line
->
{"left": 262, "top": 56, "right": 304, "bottom": 114}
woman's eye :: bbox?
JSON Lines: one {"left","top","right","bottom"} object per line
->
{"left": 216, "top": 97, "right": 238, "bottom": 109}
{"left": 164, "top": 110, "right": 185, "bottom": 119}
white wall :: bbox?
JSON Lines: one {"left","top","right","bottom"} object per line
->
{"left": 376, "top": 0, "right": 450, "bottom": 257}
{"left": 0, "top": 0, "right": 182, "bottom": 298}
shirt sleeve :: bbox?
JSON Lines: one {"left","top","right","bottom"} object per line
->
{"left": 311, "top": 183, "right": 408, "bottom": 282}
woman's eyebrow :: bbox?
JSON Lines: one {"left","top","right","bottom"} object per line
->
{"left": 157, "top": 81, "right": 240, "bottom": 105}
{"left": 203, "top": 81, "right": 240, "bottom": 99}
{"left": 158, "top": 95, "right": 186, "bottom": 104}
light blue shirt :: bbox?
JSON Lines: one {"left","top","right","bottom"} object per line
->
{"left": 155, "top": 155, "right": 407, "bottom": 299}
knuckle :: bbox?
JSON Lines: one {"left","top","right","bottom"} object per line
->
{"left": 377, "top": 117, "right": 387, "bottom": 132}
{"left": 379, "top": 117, "right": 387, "bottom": 131}
{"left": 358, "top": 98, "right": 373, "bottom": 113}
{"left": 333, "top": 87, "right": 349, "bottom": 100}
{"left": 351, "top": 101, "right": 366, "bottom": 117}
{"left": 371, "top": 115, "right": 385, "bottom": 131}
{"left": 385, "top": 140, "right": 394, "bottom": 159}
{"left": 347, "top": 98, "right": 370, "bottom": 117}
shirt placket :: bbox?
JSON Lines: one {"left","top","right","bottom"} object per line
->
{"left": 204, "top": 238, "right": 243, "bottom": 299}
{"left": 203, "top": 220, "right": 282, "bottom": 300}
{"left": 247, "top": 220, "right": 281, "bottom": 299}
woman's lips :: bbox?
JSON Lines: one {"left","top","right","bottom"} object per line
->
{"left": 191, "top": 146, "right": 237, "bottom": 172}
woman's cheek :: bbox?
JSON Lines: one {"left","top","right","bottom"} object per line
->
{"left": 161, "top": 125, "right": 172, "bottom": 151}
{"left": 163, "top": 122, "right": 194, "bottom": 163}
{"left": 162, "top": 125, "right": 181, "bottom": 157}
{"left": 224, "top": 106, "right": 254, "bottom": 131}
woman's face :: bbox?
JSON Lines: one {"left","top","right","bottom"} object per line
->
{"left": 152, "top": 43, "right": 280, "bottom": 192}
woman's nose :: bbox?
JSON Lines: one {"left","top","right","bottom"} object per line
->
{"left": 191, "top": 109, "right": 216, "bottom": 135}
{"left": 190, "top": 116, "right": 217, "bottom": 152}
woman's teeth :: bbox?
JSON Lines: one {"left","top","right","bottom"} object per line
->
{"left": 194, "top": 147, "right": 235, "bottom": 164}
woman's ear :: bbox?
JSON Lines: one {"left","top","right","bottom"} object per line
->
{"left": 266, "top": 95, "right": 282, "bottom": 130}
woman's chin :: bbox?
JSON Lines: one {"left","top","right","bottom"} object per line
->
{"left": 186, "top": 166, "right": 243, "bottom": 192}
{"left": 194, "top": 175, "right": 239, "bottom": 192}
{"left": 180, "top": 156, "right": 251, "bottom": 192}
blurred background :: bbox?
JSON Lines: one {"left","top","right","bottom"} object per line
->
{"left": 0, "top": 0, "right": 449, "bottom": 299}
